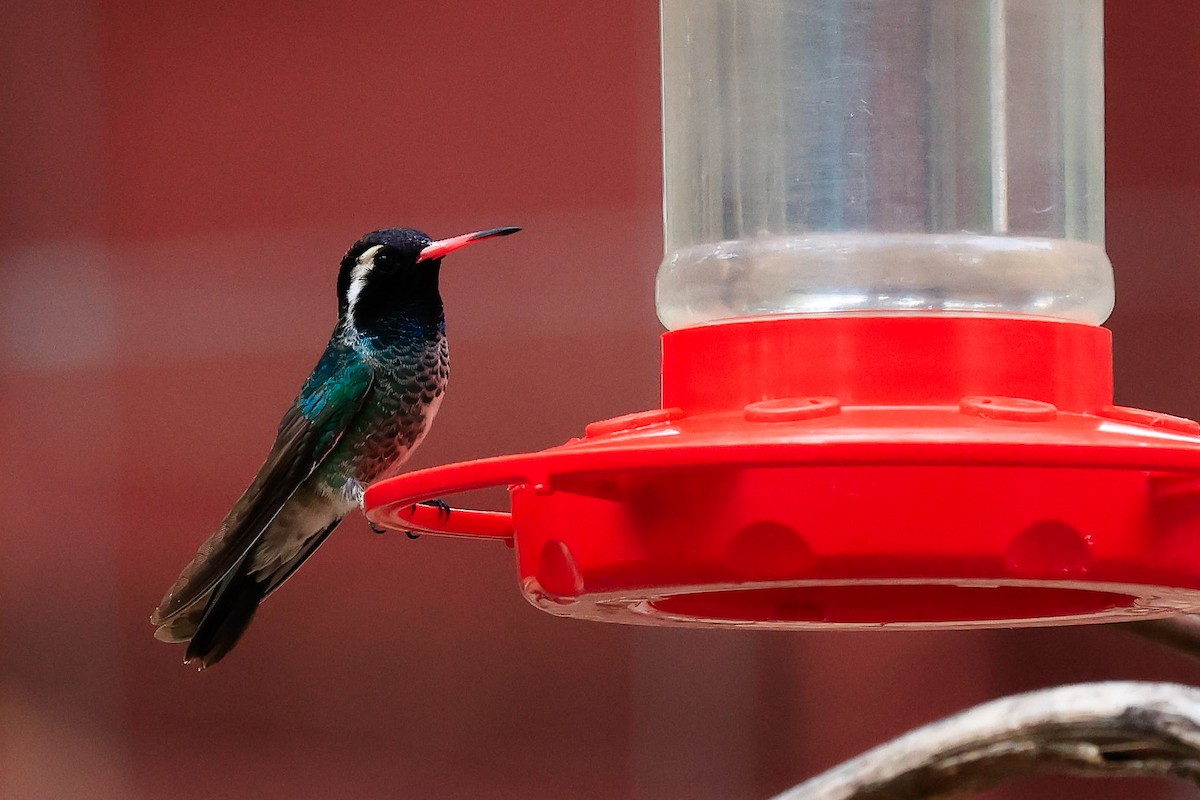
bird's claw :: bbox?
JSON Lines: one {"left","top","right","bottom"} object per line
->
{"left": 426, "top": 498, "right": 452, "bottom": 520}
{"left": 369, "top": 519, "right": 420, "bottom": 540}
{"left": 370, "top": 500, "right": 450, "bottom": 541}
{"left": 407, "top": 498, "right": 451, "bottom": 520}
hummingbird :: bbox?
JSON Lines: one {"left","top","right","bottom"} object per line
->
{"left": 151, "top": 225, "right": 520, "bottom": 668}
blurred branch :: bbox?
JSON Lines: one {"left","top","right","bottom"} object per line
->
{"left": 1120, "top": 616, "right": 1200, "bottom": 662}
{"left": 772, "top": 682, "right": 1200, "bottom": 800}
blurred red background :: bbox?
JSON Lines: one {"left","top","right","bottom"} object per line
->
{"left": 1, "top": 1, "right": 1198, "bottom": 798}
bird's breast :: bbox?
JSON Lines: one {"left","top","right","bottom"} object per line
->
{"left": 351, "top": 336, "right": 449, "bottom": 486}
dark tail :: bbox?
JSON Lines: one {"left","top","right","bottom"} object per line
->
{"left": 155, "top": 517, "right": 341, "bottom": 668}
{"left": 185, "top": 558, "right": 268, "bottom": 669}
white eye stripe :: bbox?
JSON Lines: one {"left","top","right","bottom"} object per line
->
{"left": 345, "top": 245, "right": 382, "bottom": 327}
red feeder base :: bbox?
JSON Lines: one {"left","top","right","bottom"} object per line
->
{"left": 364, "top": 316, "right": 1200, "bottom": 629}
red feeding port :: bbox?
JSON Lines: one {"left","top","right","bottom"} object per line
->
{"left": 364, "top": 315, "right": 1200, "bottom": 629}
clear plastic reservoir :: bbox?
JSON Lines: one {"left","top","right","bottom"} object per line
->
{"left": 657, "top": 0, "right": 1111, "bottom": 330}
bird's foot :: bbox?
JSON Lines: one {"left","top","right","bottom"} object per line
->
{"left": 423, "top": 498, "right": 452, "bottom": 520}
{"left": 369, "top": 519, "right": 420, "bottom": 539}
{"left": 371, "top": 500, "right": 450, "bottom": 540}
{"left": 398, "top": 499, "right": 451, "bottom": 540}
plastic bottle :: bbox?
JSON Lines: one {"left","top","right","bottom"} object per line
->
{"left": 657, "top": 0, "right": 1111, "bottom": 330}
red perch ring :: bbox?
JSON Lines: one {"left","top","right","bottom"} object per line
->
{"left": 365, "top": 316, "right": 1200, "bottom": 629}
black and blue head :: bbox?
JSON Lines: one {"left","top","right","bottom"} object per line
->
{"left": 338, "top": 226, "right": 519, "bottom": 331}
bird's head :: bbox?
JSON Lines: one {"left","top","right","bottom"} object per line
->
{"left": 337, "top": 226, "right": 519, "bottom": 330}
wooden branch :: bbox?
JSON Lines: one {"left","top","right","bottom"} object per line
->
{"left": 1119, "top": 616, "right": 1200, "bottom": 662}
{"left": 771, "top": 682, "right": 1200, "bottom": 800}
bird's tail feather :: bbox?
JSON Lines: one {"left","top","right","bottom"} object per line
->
{"left": 153, "top": 599, "right": 206, "bottom": 643}
{"left": 184, "top": 557, "right": 267, "bottom": 669}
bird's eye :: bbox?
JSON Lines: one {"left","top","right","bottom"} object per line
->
{"left": 373, "top": 249, "right": 397, "bottom": 274}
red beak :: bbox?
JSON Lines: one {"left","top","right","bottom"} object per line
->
{"left": 417, "top": 226, "right": 521, "bottom": 263}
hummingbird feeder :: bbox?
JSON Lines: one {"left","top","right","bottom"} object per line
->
{"left": 366, "top": 0, "right": 1200, "bottom": 629}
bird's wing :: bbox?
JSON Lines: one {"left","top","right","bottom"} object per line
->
{"left": 151, "top": 343, "right": 373, "bottom": 625}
